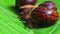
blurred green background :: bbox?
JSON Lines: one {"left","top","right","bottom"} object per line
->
{"left": 0, "top": 0, "right": 60, "bottom": 34}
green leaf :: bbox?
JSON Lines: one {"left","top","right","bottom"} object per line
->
{"left": 0, "top": 0, "right": 60, "bottom": 34}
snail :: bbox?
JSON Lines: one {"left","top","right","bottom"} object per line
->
{"left": 16, "top": 0, "right": 59, "bottom": 29}
{"left": 30, "top": 1, "right": 59, "bottom": 28}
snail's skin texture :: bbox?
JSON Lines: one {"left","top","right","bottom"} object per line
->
{"left": 21, "top": 8, "right": 32, "bottom": 20}
{"left": 24, "top": 1, "right": 59, "bottom": 29}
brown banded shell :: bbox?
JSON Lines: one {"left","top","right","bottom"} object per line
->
{"left": 30, "top": 1, "right": 59, "bottom": 25}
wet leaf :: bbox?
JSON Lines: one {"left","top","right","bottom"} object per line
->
{"left": 0, "top": 0, "right": 60, "bottom": 34}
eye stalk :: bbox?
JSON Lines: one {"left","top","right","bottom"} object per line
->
{"left": 19, "top": 5, "right": 38, "bottom": 9}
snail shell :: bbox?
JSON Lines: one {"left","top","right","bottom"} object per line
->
{"left": 30, "top": 1, "right": 59, "bottom": 25}
{"left": 16, "top": 0, "right": 36, "bottom": 8}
